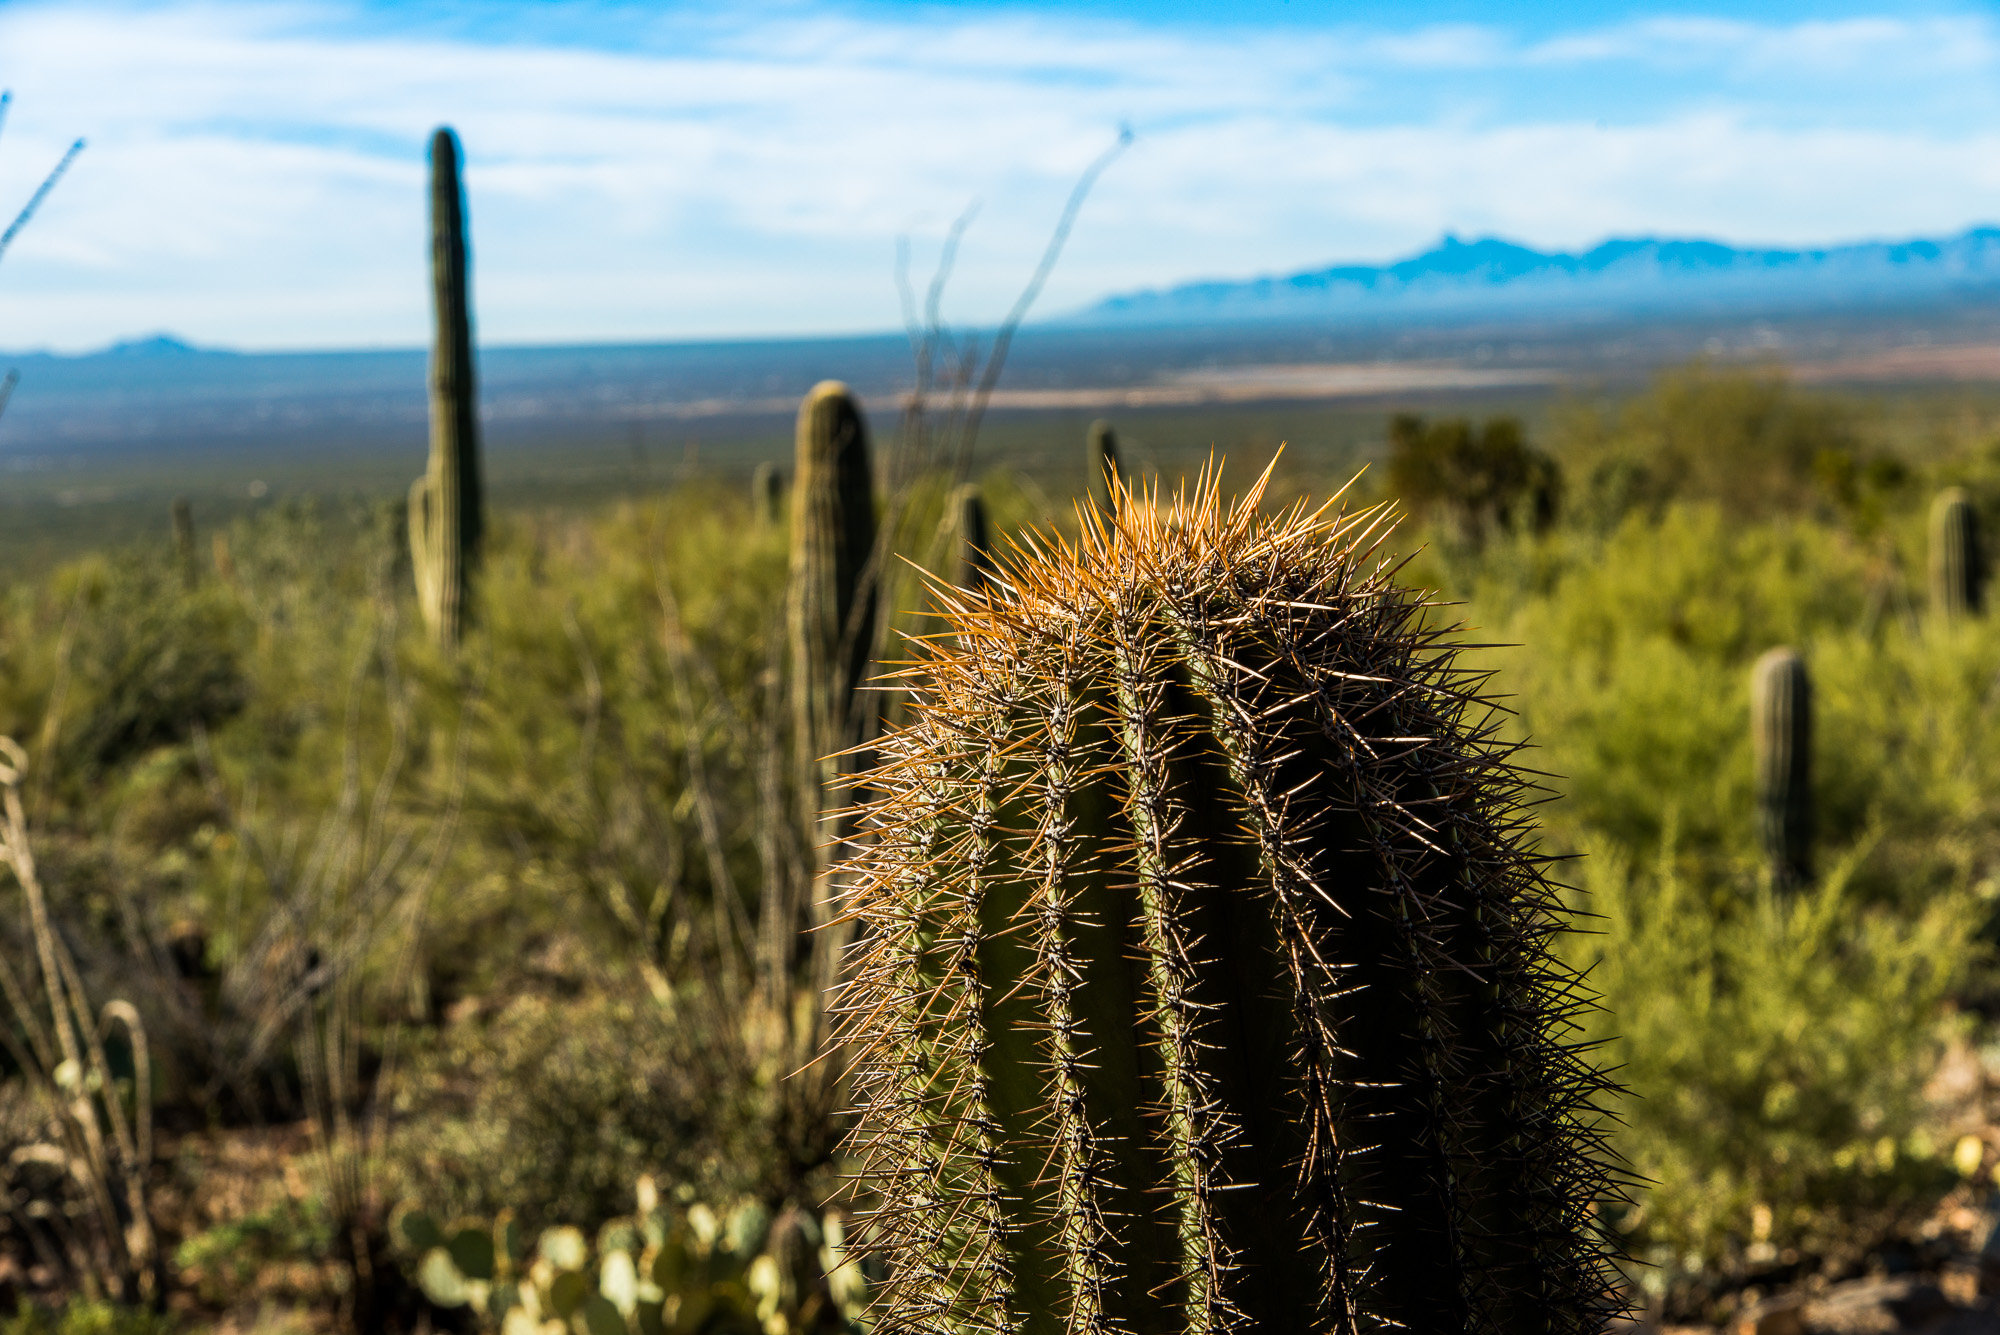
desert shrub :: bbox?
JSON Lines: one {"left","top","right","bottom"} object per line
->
{"left": 382, "top": 983, "right": 764, "bottom": 1237}
{"left": 0, "top": 1303, "right": 177, "bottom": 1335}
{"left": 56, "top": 556, "right": 249, "bottom": 775}
{"left": 1575, "top": 836, "right": 1975, "bottom": 1278}
{"left": 1416, "top": 391, "right": 2000, "bottom": 1287}
{"left": 1385, "top": 411, "right": 1560, "bottom": 543}
{"left": 1552, "top": 362, "right": 1863, "bottom": 526}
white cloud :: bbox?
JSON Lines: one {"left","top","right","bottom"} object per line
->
{"left": 0, "top": 2, "right": 1993, "bottom": 350}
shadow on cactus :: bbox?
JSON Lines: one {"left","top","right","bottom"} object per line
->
{"left": 832, "top": 461, "right": 1626, "bottom": 1333}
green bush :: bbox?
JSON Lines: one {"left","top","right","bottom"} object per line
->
{"left": 1574, "top": 835, "right": 1974, "bottom": 1276}
{"left": 1404, "top": 370, "right": 2000, "bottom": 1296}
{"left": 0, "top": 1302, "right": 176, "bottom": 1335}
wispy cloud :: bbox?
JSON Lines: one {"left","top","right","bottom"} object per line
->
{"left": 0, "top": 2, "right": 1993, "bottom": 350}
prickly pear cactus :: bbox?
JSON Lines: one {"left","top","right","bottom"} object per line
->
{"left": 835, "top": 465, "right": 1624, "bottom": 1334}
{"left": 394, "top": 1182, "right": 867, "bottom": 1335}
{"left": 1752, "top": 646, "right": 1813, "bottom": 889}
{"left": 409, "top": 125, "right": 484, "bottom": 648}
{"left": 1929, "top": 486, "right": 1983, "bottom": 620}
{"left": 1086, "top": 418, "right": 1122, "bottom": 516}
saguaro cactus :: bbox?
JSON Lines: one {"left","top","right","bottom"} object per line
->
{"left": 1086, "top": 417, "right": 1122, "bottom": 515}
{"left": 787, "top": 381, "right": 879, "bottom": 850}
{"left": 752, "top": 462, "right": 786, "bottom": 526}
{"left": 835, "top": 467, "right": 1622, "bottom": 1335}
{"left": 1753, "top": 647, "right": 1813, "bottom": 889}
{"left": 170, "top": 496, "right": 196, "bottom": 590}
{"left": 409, "top": 126, "right": 484, "bottom": 648}
{"left": 946, "top": 482, "right": 993, "bottom": 593}
{"left": 1930, "top": 486, "right": 1983, "bottom": 620}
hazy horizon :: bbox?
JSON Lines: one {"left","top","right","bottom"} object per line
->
{"left": 0, "top": 0, "right": 1996, "bottom": 353}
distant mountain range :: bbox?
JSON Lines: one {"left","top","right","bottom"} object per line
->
{"left": 1071, "top": 228, "right": 2000, "bottom": 325}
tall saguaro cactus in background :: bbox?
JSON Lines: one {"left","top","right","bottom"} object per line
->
{"left": 946, "top": 482, "right": 993, "bottom": 593}
{"left": 835, "top": 468, "right": 1623, "bottom": 1335}
{"left": 787, "top": 382, "right": 880, "bottom": 909}
{"left": 409, "top": 127, "right": 484, "bottom": 648}
{"left": 1753, "top": 646, "right": 1813, "bottom": 889}
{"left": 752, "top": 461, "right": 786, "bottom": 526}
{"left": 1086, "top": 417, "right": 1122, "bottom": 515}
{"left": 171, "top": 496, "right": 196, "bottom": 590}
{"left": 1930, "top": 486, "right": 1984, "bottom": 620}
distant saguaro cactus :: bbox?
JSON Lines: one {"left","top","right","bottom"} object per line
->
{"left": 787, "top": 381, "right": 879, "bottom": 847}
{"left": 1086, "top": 417, "right": 1122, "bottom": 515}
{"left": 1753, "top": 647, "right": 1813, "bottom": 889}
{"left": 836, "top": 467, "right": 1623, "bottom": 1334}
{"left": 408, "top": 126, "right": 484, "bottom": 648}
{"left": 1929, "top": 486, "right": 1983, "bottom": 620}
{"left": 752, "top": 461, "right": 786, "bottom": 526}
{"left": 171, "top": 497, "right": 196, "bottom": 590}
{"left": 946, "top": 482, "right": 993, "bottom": 593}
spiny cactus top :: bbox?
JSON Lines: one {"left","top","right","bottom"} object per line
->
{"left": 833, "top": 465, "right": 1623, "bottom": 1335}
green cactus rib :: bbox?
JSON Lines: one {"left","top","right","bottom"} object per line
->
{"left": 410, "top": 125, "right": 484, "bottom": 648}
{"left": 835, "top": 465, "right": 1623, "bottom": 1335}
{"left": 1930, "top": 486, "right": 1984, "bottom": 620}
{"left": 1752, "top": 646, "right": 1813, "bottom": 889}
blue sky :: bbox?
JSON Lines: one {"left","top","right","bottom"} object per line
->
{"left": 0, "top": 0, "right": 1996, "bottom": 351}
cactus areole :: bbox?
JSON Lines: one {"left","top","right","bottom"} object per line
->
{"left": 409, "top": 126, "right": 484, "bottom": 647}
{"left": 833, "top": 466, "right": 1623, "bottom": 1335}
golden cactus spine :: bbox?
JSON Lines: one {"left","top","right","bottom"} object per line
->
{"left": 409, "top": 126, "right": 484, "bottom": 648}
{"left": 836, "top": 466, "right": 1623, "bottom": 1335}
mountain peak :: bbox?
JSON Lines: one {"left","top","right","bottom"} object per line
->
{"left": 1072, "top": 227, "right": 2000, "bottom": 326}
{"left": 100, "top": 333, "right": 223, "bottom": 358}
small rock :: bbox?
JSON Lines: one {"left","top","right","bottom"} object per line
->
{"left": 1733, "top": 1295, "right": 1805, "bottom": 1335}
{"left": 1801, "top": 1277, "right": 1949, "bottom": 1333}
